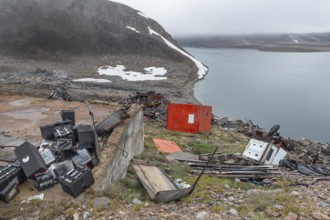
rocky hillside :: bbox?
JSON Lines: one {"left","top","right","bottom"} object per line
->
{"left": 0, "top": 0, "right": 185, "bottom": 61}
{"left": 0, "top": 0, "right": 204, "bottom": 103}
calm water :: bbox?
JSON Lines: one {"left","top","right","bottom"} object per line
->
{"left": 187, "top": 47, "right": 330, "bottom": 143}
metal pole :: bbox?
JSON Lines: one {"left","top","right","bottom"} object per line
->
{"left": 190, "top": 146, "right": 219, "bottom": 194}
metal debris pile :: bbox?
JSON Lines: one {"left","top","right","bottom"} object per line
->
{"left": 123, "top": 91, "right": 170, "bottom": 123}
{"left": 215, "top": 117, "right": 330, "bottom": 166}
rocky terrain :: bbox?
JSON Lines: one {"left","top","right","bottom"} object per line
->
{"left": 1, "top": 121, "right": 330, "bottom": 220}
{"left": 0, "top": 0, "right": 203, "bottom": 103}
{"left": 1, "top": 1, "right": 330, "bottom": 220}
{"left": 177, "top": 32, "right": 330, "bottom": 52}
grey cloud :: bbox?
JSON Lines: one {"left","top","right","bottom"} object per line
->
{"left": 112, "top": 0, "right": 330, "bottom": 36}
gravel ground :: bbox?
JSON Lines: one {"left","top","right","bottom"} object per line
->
{"left": 0, "top": 54, "right": 200, "bottom": 104}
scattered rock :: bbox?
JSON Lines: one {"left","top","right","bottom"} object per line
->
{"left": 317, "top": 201, "right": 330, "bottom": 208}
{"left": 274, "top": 204, "right": 284, "bottom": 210}
{"left": 32, "top": 210, "right": 40, "bottom": 217}
{"left": 94, "top": 197, "right": 110, "bottom": 208}
{"left": 83, "top": 212, "right": 91, "bottom": 220}
{"left": 228, "top": 196, "right": 235, "bottom": 202}
{"left": 247, "top": 212, "right": 254, "bottom": 218}
{"left": 234, "top": 178, "right": 241, "bottom": 183}
{"left": 168, "top": 212, "right": 178, "bottom": 219}
{"left": 284, "top": 212, "right": 298, "bottom": 220}
{"left": 312, "top": 212, "right": 330, "bottom": 220}
{"left": 290, "top": 191, "right": 299, "bottom": 196}
{"left": 132, "top": 198, "right": 142, "bottom": 205}
{"left": 196, "top": 211, "right": 208, "bottom": 220}
{"left": 224, "top": 184, "right": 230, "bottom": 189}
{"left": 229, "top": 208, "right": 239, "bottom": 217}
{"left": 144, "top": 202, "right": 150, "bottom": 207}
{"left": 73, "top": 213, "right": 79, "bottom": 220}
{"left": 269, "top": 211, "right": 280, "bottom": 218}
{"left": 299, "top": 137, "right": 311, "bottom": 146}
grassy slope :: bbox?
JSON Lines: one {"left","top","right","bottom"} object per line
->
{"left": 0, "top": 121, "right": 318, "bottom": 219}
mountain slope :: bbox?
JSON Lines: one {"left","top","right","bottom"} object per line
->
{"left": 0, "top": 0, "right": 206, "bottom": 103}
{"left": 0, "top": 0, "right": 184, "bottom": 61}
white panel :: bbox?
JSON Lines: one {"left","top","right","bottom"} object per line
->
{"left": 264, "top": 145, "right": 279, "bottom": 165}
{"left": 271, "top": 148, "right": 287, "bottom": 165}
{"left": 188, "top": 114, "right": 194, "bottom": 124}
{"left": 242, "top": 139, "right": 269, "bottom": 161}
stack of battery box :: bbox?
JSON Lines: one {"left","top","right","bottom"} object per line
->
{"left": 0, "top": 165, "right": 27, "bottom": 202}
{"left": 6, "top": 109, "right": 97, "bottom": 199}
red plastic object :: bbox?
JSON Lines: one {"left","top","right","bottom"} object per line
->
{"left": 167, "top": 103, "right": 212, "bottom": 133}
{"left": 153, "top": 138, "right": 183, "bottom": 154}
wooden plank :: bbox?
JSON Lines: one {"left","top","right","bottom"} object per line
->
{"left": 132, "top": 161, "right": 195, "bottom": 202}
{"left": 138, "top": 164, "right": 176, "bottom": 192}
{"left": 166, "top": 152, "right": 200, "bottom": 163}
{"left": 131, "top": 164, "right": 157, "bottom": 199}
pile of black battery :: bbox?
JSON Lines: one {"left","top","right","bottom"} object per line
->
{"left": 0, "top": 110, "right": 97, "bottom": 201}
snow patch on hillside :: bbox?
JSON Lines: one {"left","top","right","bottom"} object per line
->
{"left": 72, "top": 78, "right": 112, "bottom": 83}
{"left": 138, "top": 11, "right": 149, "bottom": 19}
{"left": 98, "top": 65, "right": 167, "bottom": 81}
{"left": 148, "top": 27, "right": 207, "bottom": 79}
{"left": 127, "top": 26, "right": 140, "bottom": 33}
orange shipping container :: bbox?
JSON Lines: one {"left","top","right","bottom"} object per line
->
{"left": 167, "top": 103, "right": 212, "bottom": 133}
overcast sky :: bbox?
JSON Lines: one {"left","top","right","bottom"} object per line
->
{"left": 113, "top": 0, "right": 330, "bottom": 36}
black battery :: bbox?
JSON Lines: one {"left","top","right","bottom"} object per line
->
{"left": 77, "top": 125, "right": 95, "bottom": 149}
{"left": 0, "top": 164, "right": 26, "bottom": 190}
{"left": 60, "top": 110, "right": 75, "bottom": 126}
{"left": 57, "top": 138, "right": 76, "bottom": 159}
{"left": 14, "top": 141, "right": 48, "bottom": 178}
{"left": 0, "top": 178, "right": 19, "bottom": 202}
{"left": 59, "top": 167, "right": 94, "bottom": 198}
{"left": 40, "top": 123, "right": 55, "bottom": 140}
{"left": 34, "top": 172, "right": 57, "bottom": 191}
{"left": 54, "top": 126, "right": 73, "bottom": 139}
{"left": 49, "top": 160, "right": 74, "bottom": 178}
{"left": 79, "top": 166, "right": 94, "bottom": 188}
{"left": 72, "top": 149, "right": 92, "bottom": 166}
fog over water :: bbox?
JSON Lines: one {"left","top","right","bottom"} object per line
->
{"left": 188, "top": 47, "right": 330, "bottom": 143}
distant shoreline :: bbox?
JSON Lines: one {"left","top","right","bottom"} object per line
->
{"left": 182, "top": 44, "right": 330, "bottom": 53}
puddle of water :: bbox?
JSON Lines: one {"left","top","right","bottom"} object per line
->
{"left": 9, "top": 98, "right": 31, "bottom": 106}
{"left": 0, "top": 135, "right": 27, "bottom": 147}
{"left": 2, "top": 108, "right": 49, "bottom": 120}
